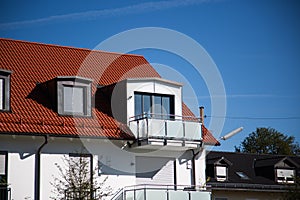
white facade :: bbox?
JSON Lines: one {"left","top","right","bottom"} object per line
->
{"left": 0, "top": 135, "right": 208, "bottom": 199}
{"left": 110, "top": 78, "right": 183, "bottom": 125}
{"left": 0, "top": 78, "right": 209, "bottom": 199}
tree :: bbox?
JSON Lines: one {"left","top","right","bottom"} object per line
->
{"left": 281, "top": 176, "right": 300, "bottom": 200}
{"left": 235, "top": 127, "right": 300, "bottom": 155}
{"left": 51, "top": 155, "right": 112, "bottom": 200}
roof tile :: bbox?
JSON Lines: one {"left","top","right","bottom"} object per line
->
{"left": 0, "top": 38, "right": 219, "bottom": 144}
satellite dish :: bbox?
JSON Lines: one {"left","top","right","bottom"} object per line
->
{"left": 220, "top": 127, "right": 244, "bottom": 140}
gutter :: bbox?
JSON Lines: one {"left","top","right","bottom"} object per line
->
{"left": 208, "top": 182, "right": 290, "bottom": 192}
{"left": 34, "top": 135, "right": 48, "bottom": 200}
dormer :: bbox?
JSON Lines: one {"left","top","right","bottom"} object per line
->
{"left": 214, "top": 157, "right": 232, "bottom": 182}
{"left": 0, "top": 69, "right": 12, "bottom": 112}
{"left": 206, "top": 156, "right": 232, "bottom": 182}
{"left": 255, "top": 156, "right": 299, "bottom": 184}
{"left": 46, "top": 76, "right": 93, "bottom": 117}
{"left": 109, "top": 78, "right": 202, "bottom": 150}
{"left": 275, "top": 157, "right": 298, "bottom": 184}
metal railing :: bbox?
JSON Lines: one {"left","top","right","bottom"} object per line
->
{"left": 0, "top": 187, "right": 11, "bottom": 200}
{"left": 129, "top": 113, "right": 199, "bottom": 121}
{"left": 64, "top": 188, "right": 99, "bottom": 200}
{"left": 110, "top": 184, "right": 210, "bottom": 200}
{"left": 129, "top": 113, "right": 202, "bottom": 142}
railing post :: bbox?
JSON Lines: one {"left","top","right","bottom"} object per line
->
{"left": 137, "top": 120, "right": 139, "bottom": 140}
{"left": 183, "top": 121, "right": 186, "bottom": 139}
{"left": 146, "top": 115, "right": 149, "bottom": 139}
{"left": 166, "top": 187, "right": 169, "bottom": 200}
{"left": 164, "top": 121, "right": 167, "bottom": 145}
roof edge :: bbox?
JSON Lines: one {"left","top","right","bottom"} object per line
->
{"left": 0, "top": 37, "right": 146, "bottom": 58}
{"left": 126, "top": 77, "right": 183, "bottom": 87}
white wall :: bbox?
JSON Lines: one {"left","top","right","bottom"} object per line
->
{"left": 110, "top": 78, "right": 183, "bottom": 126}
{"left": 40, "top": 154, "right": 137, "bottom": 199}
{"left": 176, "top": 158, "right": 192, "bottom": 186}
{"left": 195, "top": 149, "right": 207, "bottom": 187}
{"left": 2, "top": 134, "right": 207, "bottom": 199}
{"left": 8, "top": 153, "right": 35, "bottom": 200}
{"left": 176, "top": 149, "right": 206, "bottom": 187}
{"left": 41, "top": 154, "right": 62, "bottom": 199}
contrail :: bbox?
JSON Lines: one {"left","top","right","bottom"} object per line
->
{"left": 0, "top": 0, "right": 210, "bottom": 30}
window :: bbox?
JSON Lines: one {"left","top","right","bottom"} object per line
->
{"left": 63, "top": 86, "right": 85, "bottom": 114}
{"left": 277, "top": 169, "right": 295, "bottom": 184}
{"left": 66, "top": 154, "right": 93, "bottom": 199}
{"left": 56, "top": 76, "right": 92, "bottom": 117}
{"left": 134, "top": 92, "right": 174, "bottom": 119}
{"left": 0, "top": 152, "right": 7, "bottom": 176}
{"left": 0, "top": 78, "right": 4, "bottom": 110}
{"left": 0, "top": 69, "right": 12, "bottom": 112}
{"left": 69, "top": 153, "right": 92, "bottom": 171}
{"left": 216, "top": 166, "right": 227, "bottom": 181}
{"left": 0, "top": 152, "right": 8, "bottom": 190}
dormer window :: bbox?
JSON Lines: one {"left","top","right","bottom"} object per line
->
{"left": 216, "top": 165, "right": 227, "bottom": 181}
{"left": 63, "top": 86, "right": 85, "bottom": 114}
{"left": 276, "top": 169, "right": 295, "bottom": 184}
{"left": 211, "top": 157, "right": 232, "bottom": 182}
{"left": 0, "top": 69, "right": 12, "bottom": 112}
{"left": 134, "top": 92, "right": 174, "bottom": 119}
{"left": 56, "top": 76, "right": 92, "bottom": 117}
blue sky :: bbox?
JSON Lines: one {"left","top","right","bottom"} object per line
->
{"left": 1, "top": 0, "right": 300, "bottom": 152}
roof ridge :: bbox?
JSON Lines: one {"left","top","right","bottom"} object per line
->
{"left": 209, "top": 150, "right": 296, "bottom": 157}
{"left": 0, "top": 37, "right": 145, "bottom": 58}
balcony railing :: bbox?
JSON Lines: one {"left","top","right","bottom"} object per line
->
{"left": 64, "top": 188, "right": 99, "bottom": 200}
{"left": 110, "top": 184, "right": 211, "bottom": 200}
{"left": 129, "top": 113, "right": 202, "bottom": 149}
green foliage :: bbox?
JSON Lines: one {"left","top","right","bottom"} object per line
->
{"left": 281, "top": 176, "right": 300, "bottom": 200}
{"left": 235, "top": 127, "right": 300, "bottom": 155}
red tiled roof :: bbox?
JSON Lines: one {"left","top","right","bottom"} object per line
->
{"left": 182, "top": 103, "right": 220, "bottom": 146}
{"left": 0, "top": 38, "right": 219, "bottom": 144}
{"left": 202, "top": 125, "right": 220, "bottom": 146}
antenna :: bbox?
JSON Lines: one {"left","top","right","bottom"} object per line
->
{"left": 220, "top": 127, "right": 244, "bottom": 140}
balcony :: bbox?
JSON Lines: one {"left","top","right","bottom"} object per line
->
{"left": 129, "top": 113, "right": 202, "bottom": 150}
{"left": 64, "top": 188, "right": 99, "bottom": 200}
{"left": 111, "top": 184, "right": 211, "bottom": 200}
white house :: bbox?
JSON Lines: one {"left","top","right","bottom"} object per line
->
{"left": 0, "top": 38, "right": 219, "bottom": 200}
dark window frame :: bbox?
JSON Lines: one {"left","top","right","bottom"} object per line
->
{"left": 56, "top": 77, "right": 92, "bottom": 117}
{"left": 0, "top": 151, "right": 8, "bottom": 185}
{"left": 215, "top": 165, "right": 228, "bottom": 181}
{"left": 134, "top": 92, "right": 175, "bottom": 120}
{"left": 0, "top": 69, "right": 12, "bottom": 112}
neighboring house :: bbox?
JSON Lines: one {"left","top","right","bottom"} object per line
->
{"left": 206, "top": 151, "right": 300, "bottom": 200}
{"left": 0, "top": 38, "right": 219, "bottom": 200}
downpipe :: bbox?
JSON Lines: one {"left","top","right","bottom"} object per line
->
{"left": 34, "top": 135, "right": 48, "bottom": 200}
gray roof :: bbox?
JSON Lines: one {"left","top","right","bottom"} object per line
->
{"left": 206, "top": 151, "right": 300, "bottom": 190}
